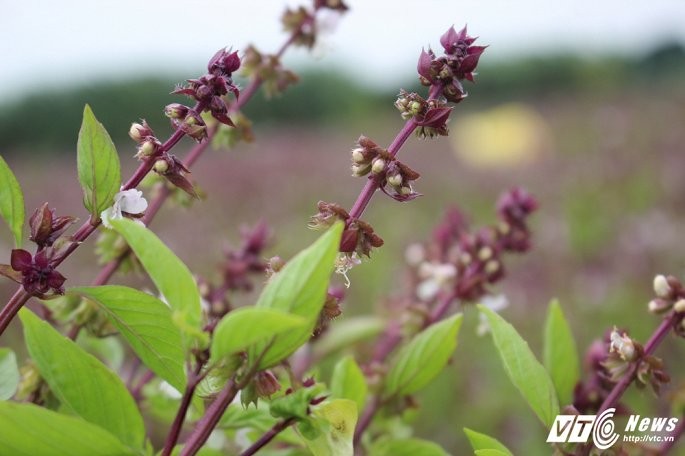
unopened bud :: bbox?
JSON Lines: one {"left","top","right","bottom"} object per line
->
{"left": 654, "top": 275, "right": 671, "bottom": 298}
{"left": 128, "top": 122, "right": 148, "bottom": 143}
{"left": 400, "top": 186, "right": 412, "bottom": 195}
{"left": 154, "top": 159, "right": 169, "bottom": 174}
{"left": 484, "top": 259, "right": 500, "bottom": 275}
{"left": 409, "top": 101, "right": 422, "bottom": 115}
{"left": 649, "top": 298, "right": 672, "bottom": 314}
{"left": 674, "top": 299, "right": 685, "bottom": 313}
{"left": 268, "top": 256, "right": 285, "bottom": 273}
{"left": 478, "top": 246, "right": 493, "bottom": 261}
{"left": 138, "top": 140, "right": 158, "bottom": 158}
{"left": 164, "top": 103, "right": 189, "bottom": 119}
{"left": 351, "top": 148, "right": 367, "bottom": 164}
{"left": 387, "top": 173, "right": 403, "bottom": 187}
{"left": 254, "top": 371, "right": 280, "bottom": 398}
{"left": 371, "top": 158, "right": 386, "bottom": 174}
{"left": 351, "top": 163, "right": 371, "bottom": 177}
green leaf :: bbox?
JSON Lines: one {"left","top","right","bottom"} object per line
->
{"left": 543, "top": 299, "right": 580, "bottom": 406}
{"left": 314, "top": 316, "right": 384, "bottom": 360}
{"left": 110, "top": 218, "right": 202, "bottom": 342}
{"left": 76, "top": 104, "right": 121, "bottom": 220}
{"left": 0, "top": 401, "right": 137, "bottom": 456}
{"left": 19, "top": 308, "right": 145, "bottom": 449}
{"left": 271, "top": 385, "right": 326, "bottom": 421}
{"left": 0, "top": 348, "right": 19, "bottom": 400}
{"left": 384, "top": 314, "right": 463, "bottom": 398}
{"left": 478, "top": 304, "right": 560, "bottom": 427}
{"left": 69, "top": 285, "right": 186, "bottom": 392}
{"left": 0, "top": 155, "right": 25, "bottom": 247}
{"left": 475, "top": 450, "right": 511, "bottom": 456}
{"left": 250, "top": 223, "right": 343, "bottom": 368}
{"left": 372, "top": 438, "right": 448, "bottom": 456}
{"left": 301, "top": 399, "right": 357, "bottom": 456}
{"left": 464, "top": 428, "right": 513, "bottom": 455}
{"left": 211, "top": 307, "right": 307, "bottom": 362}
{"left": 330, "top": 355, "right": 367, "bottom": 413}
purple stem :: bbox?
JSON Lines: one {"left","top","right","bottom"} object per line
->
{"left": 161, "top": 363, "right": 204, "bottom": 456}
{"left": 179, "top": 380, "right": 238, "bottom": 456}
{"left": 0, "top": 100, "right": 206, "bottom": 338}
{"left": 240, "top": 418, "right": 296, "bottom": 456}
{"left": 0, "top": 288, "right": 31, "bottom": 335}
{"left": 598, "top": 311, "right": 681, "bottom": 415}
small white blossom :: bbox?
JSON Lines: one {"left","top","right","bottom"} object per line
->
{"left": 335, "top": 252, "right": 361, "bottom": 288}
{"left": 477, "top": 294, "right": 509, "bottom": 336}
{"left": 416, "top": 262, "right": 456, "bottom": 301}
{"left": 610, "top": 327, "right": 636, "bottom": 361}
{"left": 101, "top": 189, "right": 148, "bottom": 228}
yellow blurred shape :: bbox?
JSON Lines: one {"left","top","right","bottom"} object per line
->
{"left": 451, "top": 103, "right": 548, "bottom": 168}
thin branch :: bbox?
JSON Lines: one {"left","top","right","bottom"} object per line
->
{"left": 161, "top": 362, "right": 204, "bottom": 456}
{"left": 179, "top": 379, "right": 238, "bottom": 456}
{"left": 240, "top": 417, "right": 296, "bottom": 456}
{"left": 598, "top": 311, "right": 682, "bottom": 414}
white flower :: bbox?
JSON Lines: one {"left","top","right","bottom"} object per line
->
{"left": 100, "top": 189, "right": 148, "bottom": 228}
{"left": 610, "top": 327, "right": 636, "bottom": 361}
{"left": 477, "top": 294, "right": 509, "bottom": 336}
{"left": 335, "top": 252, "right": 361, "bottom": 288}
{"left": 415, "top": 262, "right": 456, "bottom": 301}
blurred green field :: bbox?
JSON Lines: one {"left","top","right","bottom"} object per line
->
{"left": 1, "top": 44, "right": 685, "bottom": 454}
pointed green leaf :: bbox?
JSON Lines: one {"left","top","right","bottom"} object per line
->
{"left": 110, "top": 218, "right": 202, "bottom": 341}
{"left": 330, "top": 355, "right": 367, "bottom": 413}
{"left": 69, "top": 285, "right": 186, "bottom": 392}
{"left": 0, "top": 155, "right": 25, "bottom": 247}
{"left": 0, "top": 401, "right": 137, "bottom": 456}
{"left": 211, "top": 307, "right": 307, "bottom": 362}
{"left": 384, "top": 314, "right": 463, "bottom": 398}
{"left": 464, "top": 428, "right": 513, "bottom": 455}
{"left": 478, "top": 305, "right": 560, "bottom": 427}
{"left": 19, "top": 308, "right": 145, "bottom": 449}
{"left": 301, "top": 399, "right": 357, "bottom": 456}
{"left": 543, "top": 299, "right": 580, "bottom": 406}
{"left": 0, "top": 348, "right": 19, "bottom": 400}
{"left": 77, "top": 105, "right": 121, "bottom": 220}
{"left": 372, "top": 438, "right": 448, "bottom": 456}
{"left": 250, "top": 223, "right": 343, "bottom": 368}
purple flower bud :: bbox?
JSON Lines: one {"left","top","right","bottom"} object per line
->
{"left": 208, "top": 48, "right": 241, "bottom": 75}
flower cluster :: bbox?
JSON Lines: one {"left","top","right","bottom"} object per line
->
{"left": 172, "top": 48, "right": 241, "bottom": 129}
{"left": 1, "top": 203, "right": 77, "bottom": 295}
{"left": 350, "top": 136, "right": 421, "bottom": 201}
{"left": 451, "top": 187, "right": 537, "bottom": 301}
{"left": 153, "top": 153, "right": 197, "bottom": 197}
{"left": 395, "top": 90, "right": 452, "bottom": 138}
{"left": 241, "top": 46, "right": 299, "bottom": 98}
{"left": 28, "top": 203, "right": 76, "bottom": 249}
{"left": 197, "top": 222, "right": 271, "bottom": 320}
{"left": 281, "top": 0, "right": 349, "bottom": 49}
{"left": 0, "top": 249, "right": 65, "bottom": 296}
{"left": 309, "top": 201, "right": 384, "bottom": 258}
{"left": 417, "top": 25, "right": 487, "bottom": 103}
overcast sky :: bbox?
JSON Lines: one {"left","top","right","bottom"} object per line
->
{"left": 1, "top": 0, "right": 684, "bottom": 99}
